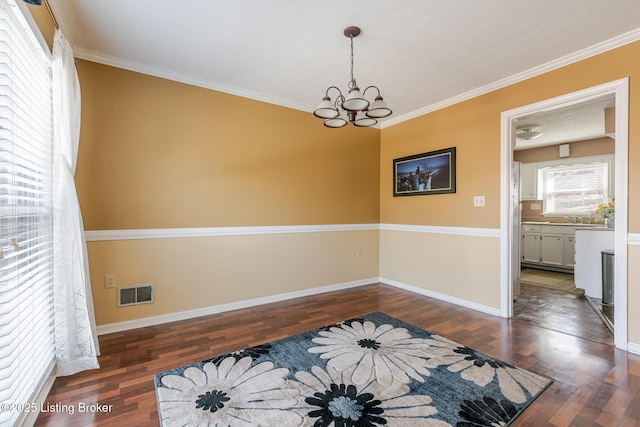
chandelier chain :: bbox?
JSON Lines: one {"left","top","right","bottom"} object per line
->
{"left": 349, "top": 35, "right": 355, "bottom": 89}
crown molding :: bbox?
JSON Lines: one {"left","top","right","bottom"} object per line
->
{"left": 72, "top": 47, "right": 315, "bottom": 113}
{"left": 380, "top": 27, "right": 640, "bottom": 128}
{"left": 71, "top": 26, "right": 640, "bottom": 129}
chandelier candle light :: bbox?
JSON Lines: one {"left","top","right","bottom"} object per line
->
{"left": 313, "top": 26, "right": 392, "bottom": 128}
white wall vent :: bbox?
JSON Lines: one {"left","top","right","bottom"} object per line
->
{"left": 118, "top": 283, "right": 154, "bottom": 307}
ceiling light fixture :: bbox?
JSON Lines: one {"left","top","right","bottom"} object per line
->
{"left": 516, "top": 127, "right": 543, "bottom": 140}
{"left": 313, "top": 26, "right": 392, "bottom": 128}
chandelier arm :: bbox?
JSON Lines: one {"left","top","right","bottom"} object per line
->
{"left": 362, "top": 86, "right": 382, "bottom": 97}
{"left": 325, "top": 86, "right": 344, "bottom": 98}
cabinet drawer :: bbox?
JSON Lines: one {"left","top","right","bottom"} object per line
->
{"left": 541, "top": 225, "right": 575, "bottom": 235}
{"left": 522, "top": 225, "right": 541, "bottom": 233}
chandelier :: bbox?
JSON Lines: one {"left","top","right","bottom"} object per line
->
{"left": 313, "top": 26, "right": 392, "bottom": 128}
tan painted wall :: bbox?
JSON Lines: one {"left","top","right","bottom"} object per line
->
{"left": 73, "top": 61, "right": 381, "bottom": 326}
{"left": 380, "top": 231, "right": 501, "bottom": 308}
{"left": 26, "top": 3, "right": 54, "bottom": 51}
{"left": 513, "top": 137, "right": 615, "bottom": 163}
{"left": 75, "top": 61, "right": 380, "bottom": 229}
{"left": 381, "top": 96, "right": 502, "bottom": 227}
{"left": 380, "top": 41, "right": 640, "bottom": 343}
{"left": 88, "top": 230, "right": 379, "bottom": 326}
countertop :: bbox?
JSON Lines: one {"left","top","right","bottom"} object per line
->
{"left": 522, "top": 221, "right": 606, "bottom": 228}
{"left": 575, "top": 226, "right": 614, "bottom": 232}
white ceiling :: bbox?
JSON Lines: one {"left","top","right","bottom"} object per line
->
{"left": 514, "top": 94, "right": 616, "bottom": 149}
{"left": 48, "top": 0, "right": 640, "bottom": 132}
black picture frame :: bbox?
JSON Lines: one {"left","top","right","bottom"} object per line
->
{"left": 393, "top": 147, "right": 456, "bottom": 196}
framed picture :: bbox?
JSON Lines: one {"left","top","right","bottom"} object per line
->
{"left": 393, "top": 147, "right": 456, "bottom": 196}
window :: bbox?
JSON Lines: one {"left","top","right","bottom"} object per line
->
{"left": 0, "top": 1, "right": 55, "bottom": 425}
{"left": 540, "top": 160, "right": 610, "bottom": 216}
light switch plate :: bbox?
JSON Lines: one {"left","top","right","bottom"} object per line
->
{"left": 531, "top": 203, "right": 541, "bottom": 210}
{"left": 474, "top": 196, "right": 485, "bottom": 207}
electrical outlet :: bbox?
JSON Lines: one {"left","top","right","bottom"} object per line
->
{"left": 474, "top": 196, "right": 485, "bottom": 207}
{"left": 531, "top": 203, "right": 541, "bottom": 211}
{"left": 105, "top": 274, "right": 116, "bottom": 289}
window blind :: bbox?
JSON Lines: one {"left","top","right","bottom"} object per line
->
{"left": 541, "top": 162, "right": 609, "bottom": 215}
{"left": 0, "top": 0, "right": 55, "bottom": 425}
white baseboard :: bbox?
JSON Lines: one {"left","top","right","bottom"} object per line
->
{"left": 380, "top": 277, "right": 502, "bottom": 317}
{"left": 96, "top": 278, "right": 378, "bottom": 335}
{"left": 627, "top": 342, "right": 640, "bottom": 355}
{"left": 97, "top": 276, "right": 639, "bottom": 357}
{"left": 98, "top": 276, "right": 505, "bottom": 335}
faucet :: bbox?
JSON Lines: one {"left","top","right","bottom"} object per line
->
{"left": 563, "top": 216, "right": 577, "bottom": 224}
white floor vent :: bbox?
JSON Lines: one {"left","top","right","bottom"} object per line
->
{"left": 118, "top": 283, "right": 154, "bottom": 307}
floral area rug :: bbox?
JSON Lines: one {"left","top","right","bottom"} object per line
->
{"left": 154, "top": 312, "right": 551, "bottom": 426}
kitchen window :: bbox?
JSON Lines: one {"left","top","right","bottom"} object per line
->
{"left": 540, "top": 159, "right": 612, "bottom": 216}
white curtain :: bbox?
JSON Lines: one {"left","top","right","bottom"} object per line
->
{"left": 52, "top": 29, "right": 100, "bottom": 376}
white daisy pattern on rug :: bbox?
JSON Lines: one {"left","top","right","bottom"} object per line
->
{"left": 307, "top": 320, "right": 433, "bottom": 386}
{"left": 154, "top": 313, "right": 552, "bottom": 426}
{"left": 291, "top": 363, "right": 452, "bottom": 427}
{"left": 156, "top": 356, "right": 303, "bottom": 426}
{"left": 421, "top": 335, "right": 549, "bottom": 404}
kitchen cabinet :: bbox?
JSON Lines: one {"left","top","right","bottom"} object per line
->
{"left": 540, "top": 233, "right": 564, "bottom": 266}
{"left": 563, "top": 236, "right": 575, "bottom": 268}
{"left": 521, "top": 223, "right": 578, "bottom": 271}
{"left": 519, "top": 163, "right": 538, "bottom": 200}
{"left": 522, "top": 233, "right": 541, "bottom": 263}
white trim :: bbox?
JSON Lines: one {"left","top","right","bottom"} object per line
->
{"left": 381, "top": 278, "right": 501, "bottom": 317}
{"left": 86, "top": 223, "right": 501, "bottom": 241}
{"left": 381, "top": 28, "right": 640, "bottom": 129}
{"left": 72, "top": 48, "right": 315, "bottom": 114}
{"left": 379, "top": 223, "right": 500, "bottom": 238}
{"left": 96, "top": 269, "right": 640, "bottom": 354}
{"left": 500, "top": 78, "right": 629, "bottom": 351}
{"left": 628, "top": 342, "right": 640, "bottom": 356}
{"left": 97, "top": 276, "right": 505, "bottom": 335}
{"left": 96, "top": 278, "right": 376, "bottom": 335}
{"left": 85, "top": 223, "right": 380, "bottom": 242}
{"left": 629, "top": 234, "right": 640, "bottom": 246}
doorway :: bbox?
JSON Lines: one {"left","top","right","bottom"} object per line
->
{"left": 500, "top": 79, "right": 629, "bottom": 350}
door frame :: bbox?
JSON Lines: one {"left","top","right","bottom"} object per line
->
{"left": 499, "top": 78, "right": 629, "bottom": 350}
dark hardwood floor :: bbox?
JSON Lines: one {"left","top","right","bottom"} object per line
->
{"left": 35, "top": 283, "right": 640, "bottom": 426}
